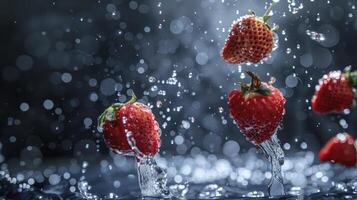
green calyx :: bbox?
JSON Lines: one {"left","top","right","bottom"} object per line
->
{"left": 344, "top": 67, "right": 357, "bottom": 98}
{"left": 344, "top": 67, "right": 357, "bottom": 87}
{"left": 262, "top": 1, "right": 277, "bottom": 23}
{"left": 241, "top": 71, "right": 272, "bottom": 97}
{"left": 249, "top": 1, "right": 279, "bottom": 33}
{"left": 97, "top": 94, "right": 137, "bottom": 130}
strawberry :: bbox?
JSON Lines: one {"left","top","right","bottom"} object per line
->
{"left": 319, "top": 133, "right": 357, "bottom": 167}
{"left": 311, "top": 69, "right": 357, "bottom": 114}
{"left": 221, "top": 3, "right": 278, "bottom": 64}
{"left": 228, "top": 71, "right": 286, "bottom": 144}
{"left": 98, "top": 95, "right": 161, "bottom": 156}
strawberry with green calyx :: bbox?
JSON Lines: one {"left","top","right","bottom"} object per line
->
{"left": 98, "top": 95, "right": 161, "bottom": 156}
{"left": 319, "top": 133, "right": 357, "bottom": 167}
{"left": 221, "top": 2, "right": 279, "bottom": 64}
{"left": 311, "top": 67, "right": 357, "bottom": 115}
{"left": 228, "top": 71, "right": 286, "bottom": 144}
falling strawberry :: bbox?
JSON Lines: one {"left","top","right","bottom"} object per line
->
{"left": 98, "top": 95, "right": 161, "bottom": 156}
{"left": 221, "top": 3, "right": 278, "bottom": 64}
{"left": 228, "top": 71, "right": 286, "bottom": 144}
{"left": 311, "top": 68, "right": 357, "bottom": 115}
{"left": 319, "top": 133, "right": 357, "bottom": 167}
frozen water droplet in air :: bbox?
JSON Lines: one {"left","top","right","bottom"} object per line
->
{"left": 273, "top": 32, "right": 279, "bottom": 51}
{"left": 156, "top": 100, "right": 163, "bottom": 108}
{"left": 339, "top": 119, "right": 348, "bottom": 129}
{"left": 269, "top": 77, "right": 276, "bottom": 84}
{"left": 182, "top": 120, "right": 190, "bottom": 129}
{"left": 306, "top": 30, "right": 326, "bottom": 42}
{"left": 78, "top": 181, "right": 99, "bottom": 199}
{"left": 288, "top": 186, "right": 302, "bottom": 195}
{"left": 198, "top": 184, "right": 225, "bottom": 199}
{"left": 246, "top": 191, "right": 265, "bottom": 197}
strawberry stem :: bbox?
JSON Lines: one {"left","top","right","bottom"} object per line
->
{"left": 262, "top": 1, "right": 277, "bottom": 23}
{"left": 127, "top": 94, "right": 137, "bottom": 104}
{"left": 344, "top": 68, "right": 357, "bottom": 89}
{"left": 246, "top": 71, "right": 262, "bottom": 90}
{"left": 242, "top": 71, "right": 272, "bottom": 96}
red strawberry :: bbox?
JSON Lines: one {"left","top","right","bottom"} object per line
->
{"left": 98, "top": 95, "right": 161, "bottom": 156}
{"left": 311, "top": 69, "right": 357, "bottom": 114}
{"left": 319, "top": 133, "right": 357, "bottom": 167}
{"left": 228, "top": 71, "right": 286, "bottom": 144}
{"left": 221, "top": 4, "right": 278, "bottom": 64}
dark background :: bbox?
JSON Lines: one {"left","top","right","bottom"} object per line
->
{"left": 1, "top": 0, "right": 357, "bottom": 166}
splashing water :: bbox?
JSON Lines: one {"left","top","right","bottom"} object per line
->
{"left": 78, "top": 181, "right": 99, "bottom": 200}
{"left": 273, "top": 32, "right": 279, "bottom": 51}
{"left": 245, "top": 191, "right": 265, "bottom": 197}
{"left": 126, "top": 131, "right": 171, "bottom": 198}
{"left": 198, "top": 184, "right": 225, "bottom": 199}
{"left": 169, "top": 182, "right": 189, "bottom": 198}
{"left": 259, "top": 134, "right": 285, "bottom": 196}
{"left": 306, "top": 30, "right": 326, "bottom": 42}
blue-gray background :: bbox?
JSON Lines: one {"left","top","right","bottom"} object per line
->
{"left": 1, "top": 0, "right": 357, "bottom": 164}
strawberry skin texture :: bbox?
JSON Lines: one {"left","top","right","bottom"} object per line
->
{"left": 319, "top": 133, "right": 357, "bottom": 167}
{"left": 102, "top": 102, "right": 161, "bottom": 156}
{"left": 228, "top": 83, "right": 285, "bottom": 144}
{"left": 221, "top": 15, "right": 274, "bottom": 64}
{"left": 312, "top": 71, "right": 354, "bottom": 114}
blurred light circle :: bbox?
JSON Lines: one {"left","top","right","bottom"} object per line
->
{"left": 176, "top": 144, "right": 188, "bottom": 154}
{"left": 61, "top": 72, "right": 72, "bottom": 83}
{"left": 16, "top": 55, "right": 33, "bottom": 71}
{"left": 222, "top": 140, "right": 240, "bottom": 158}
{"left": 144, "top": 26, "right": 151, "bottom": 33}
{"left": 299, "top": 54, "right": 313, "bottom": 68}
{"left": 89, "top": 92, "right": 98, "bottom": 102}
{"left": 203, "top": 133, "right": 222, "bottom": 152}
{"left": 83, "top": 117, "right": 93, "bottom": 129}
{"left": 19, "top": 102, "right": 30, "bottom": 112}
{"left": 196, "top": 52, "right": 208, "bottom": 65}
{"left": 285, "top": 75, "right": 298, "bottom": 88}
{"left": 170, "top": 19, "right": 185, "bottom": 34}
{"left": 174, "top": 135, "right": 184, "bottom": 145}
{"left": 129, "top": 1, "right": 138, "bottom": 9}
{"left": 182, "top": 120, "right": 190, "bottom": 129}
{"left": 113, "top": 180, "right": 121, "bottom": 188}
{"left": 100, "top": 78, "right": 117, "bottom": 96}
{"left": 318, "top": 24, "right": 339, "bottom": 47}
{"left": 49, "top": 174, "right": 61, "bottom": 185}
{"left": 88, "top": 78, "right": 97, "bottom": 87}
{"left": 138, "top": 4, "right": 150, "bottom": 14}
{"left": 106, "top": 4, "right": 116, "bottom": 12}
{"left": 120, "top": 22, "right": 127, "bottom": 29}
{"left": 329, "top": 6, "right": 344, "bottom": 21}
{"left": 43, "top": 99, "right": 54, "bottom": 110}
{"left": 311, "top": 46, "right": 332, "bottom": 68}
{"left": 20, "top": 146, "right": 43, "bottom": 166}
